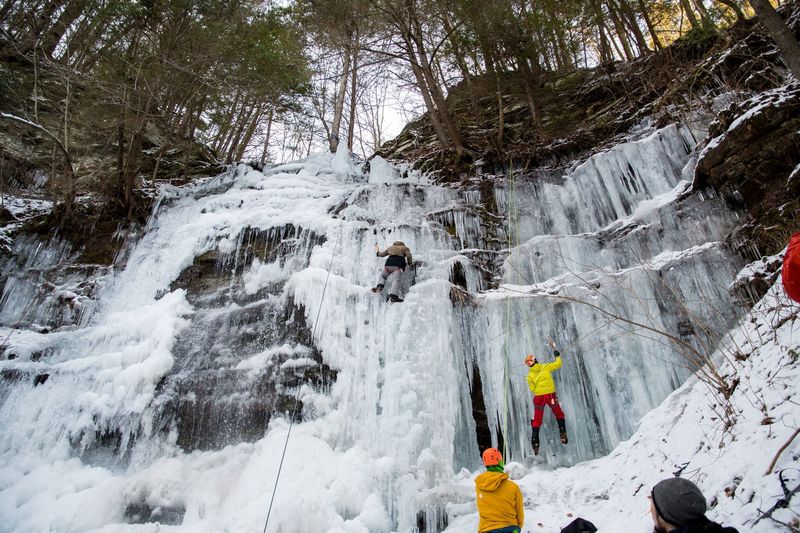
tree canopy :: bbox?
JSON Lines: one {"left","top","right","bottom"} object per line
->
{"left": 1, "top": 0, "right": 797, "bottom": 222}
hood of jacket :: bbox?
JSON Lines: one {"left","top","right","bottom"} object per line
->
{"left": 475, "top": 470, "right": 509, "bottom": 492}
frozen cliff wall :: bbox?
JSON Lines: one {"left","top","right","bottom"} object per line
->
{"left": 0, "top": 120, "right": 746, "bottom": 531}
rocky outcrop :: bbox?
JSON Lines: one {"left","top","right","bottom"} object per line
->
{"left": 377, "top": 12, "right": 793, "bottom": 181}
{"left": 695, "top": 84, "right": 800, "bottom": 257}
{"left": 159, "top": 224, "right": 336, "bottom": 452}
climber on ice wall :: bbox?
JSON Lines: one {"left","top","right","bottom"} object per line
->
{"left": 372, "top": 241, "right": 413, "bottom": 302}
{"left": 525, "top": 337, "right": 568, "bottom": 455}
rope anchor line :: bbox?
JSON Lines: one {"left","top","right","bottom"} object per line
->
{"left": 261, "top": 217, "right": 344, "bottom": 533}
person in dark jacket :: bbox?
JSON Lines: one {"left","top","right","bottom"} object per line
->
{"left": 372, "top": 241, "right": 413, "bottom": 302}
{"left": 650, "top": 477, "right": 739, "bottom": 533}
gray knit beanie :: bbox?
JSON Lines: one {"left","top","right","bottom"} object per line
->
{"left": 651, "top": 477, "right": 707, "bottom": 526}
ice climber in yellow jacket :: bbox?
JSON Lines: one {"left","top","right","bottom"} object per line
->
{"left": 525, "top": 337, "right": 568, "bottom": 455}
{"left": 475, "top": 448, "right": 524, "bottom": 533}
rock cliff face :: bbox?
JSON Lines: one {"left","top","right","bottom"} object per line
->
{"left": 694, "top": 83, "right": 800, "bottom": 255}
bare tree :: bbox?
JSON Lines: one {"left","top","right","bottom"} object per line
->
{"left": 748, "top": 0, "right": 800, "bottom": 79}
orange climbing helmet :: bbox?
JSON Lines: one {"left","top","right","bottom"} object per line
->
{"left": 524, "top": 354, "right": 536, "bottom": 366}
{"left": 482, "top": 447, "right": 503, "bottom": 466}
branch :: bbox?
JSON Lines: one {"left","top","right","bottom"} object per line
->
{"left": 501, "top": 286, "right": 718, "bottom": 382}
{"left": 765, "top": 427, "right": 800, "bottom": 475}
{"left": 0, "top": 112, "right": 75, "bottom": 182}
{"left": 360, "top": 45, "right": 424, "bottom": 70}
{"left": 428, "top": 19, "right": 464, "bottom": 68}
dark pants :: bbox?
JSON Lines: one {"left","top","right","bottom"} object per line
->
{"left": 483, "top": 527, "right": 520, "bottom": 533}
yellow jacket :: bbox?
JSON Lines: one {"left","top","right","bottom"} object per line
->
{"left": 475, "top": 470, "right": 524, "bottom": 532}
{"left": 526, "top": 356, "right": 562, "bottom": 395}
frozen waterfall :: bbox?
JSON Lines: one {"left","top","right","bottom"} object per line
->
{"left": 0, "top": 123, "right": 745, "bottom": 532}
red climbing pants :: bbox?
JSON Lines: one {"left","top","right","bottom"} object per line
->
{"left": 531, "top": 393, "right": 565, "bottom": 428}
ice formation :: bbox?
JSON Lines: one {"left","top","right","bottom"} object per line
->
{"left": 0, "top": 122, "right": 754, "bottom": 531}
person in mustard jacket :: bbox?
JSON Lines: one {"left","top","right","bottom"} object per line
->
{"left": 525, "top": 337, "right": 568, "bottom": 455}
{"left": 475, "top": 448, "right": 524, "bottom": 533}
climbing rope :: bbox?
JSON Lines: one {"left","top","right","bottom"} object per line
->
{"left": 261, "top": 217, "right": 344, "bottom": 533}
{"left": 502, "top": 162, "right": 551, "bottom": 461}
{"left": 501, "top": 160, "right": 519, "bottom": 460}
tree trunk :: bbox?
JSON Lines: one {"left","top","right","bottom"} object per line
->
{"left": 329, "top": 42, "right": 352, "bottom": 153}
{"left": 478, "top": 33, "right": 497, "bottom": 76}
{"left": 680, "top": 0, "right": 702, "bottom": 29}
{"left": 42, "top": 0, "right": 89, "bottom": 58}
{"left": 187, "top": 94, "right": 207, "bottom": 147}
{"left": 599, "top": 24, "right": 615, "bottom": 62}
{"left": 216, "top": 93, "right": 244, "bottom": 157}
{"left": 441, "top": 13, "right": 471, "bottom": 82}
{"left": 637, "top": 0, "right": 663, "bottom": 50}
{"left": 692, "top": 0, "right": 715, "bottom": 29}
{"left": 495, "top": 71, "right": 504, "bottom": 152}
{"left": 418, "top": 53, "right": 467, "bottom": 156}
{"left": 544, "top": 23, "right": 565, "bottom": 71}
{"left": 305, "top": 120, "right": 316, "bottom": 157}
{"left": 553, "top": 24, "right": 574, "bottom": 70}
{"left": 117, "top": 120, "right": 125, "bottom": 204}
{"left": 121, "top": 91, "right": 154, "bottom": 217}
{"left": 536, "top": 25, "right": 554, "bottom": 71}
{"left": 122, "top": 128, "right": 143, "bottom": 217}
{"left": 226, "top": 101, "right": 257, "bottom": 163}
{"left": 607, "top": 0, "right": 635, "bottom": 60}
{"left": 347, "top": 37, "right": 359, "bottom": 150}
{"left": 176, "top": 94, "right": 197, "bottom": 140}
{"left": 607, "top": 24, "right": 626, "bottom": 60}
{"left": 213, "top": 91, "right": 240, "bottom": 151}
{"left": 518, "top": 56, "right": 542, "bottom": 132}
{"left": 407, "top": 53, "right": 451, "bottom": 149}
{"left": 260, "top": 106, "right": 274, "bottom": 166}
{"left": 235, "top": 103, "right": 264, "bottom": 162}
{"left": 592, "top": 1, "right": 614, "bottom": 62}
{"left": 749, "top": 0, "right": 800, "bottom": 80}
{"left": 615, "top": 0, "right": 651, "bottom": 54}
{"left": 408, "top": 11, "right": 468, "bottom": 156}
{"left": 714, "top": 0, "right": 745, "bottom": 21}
